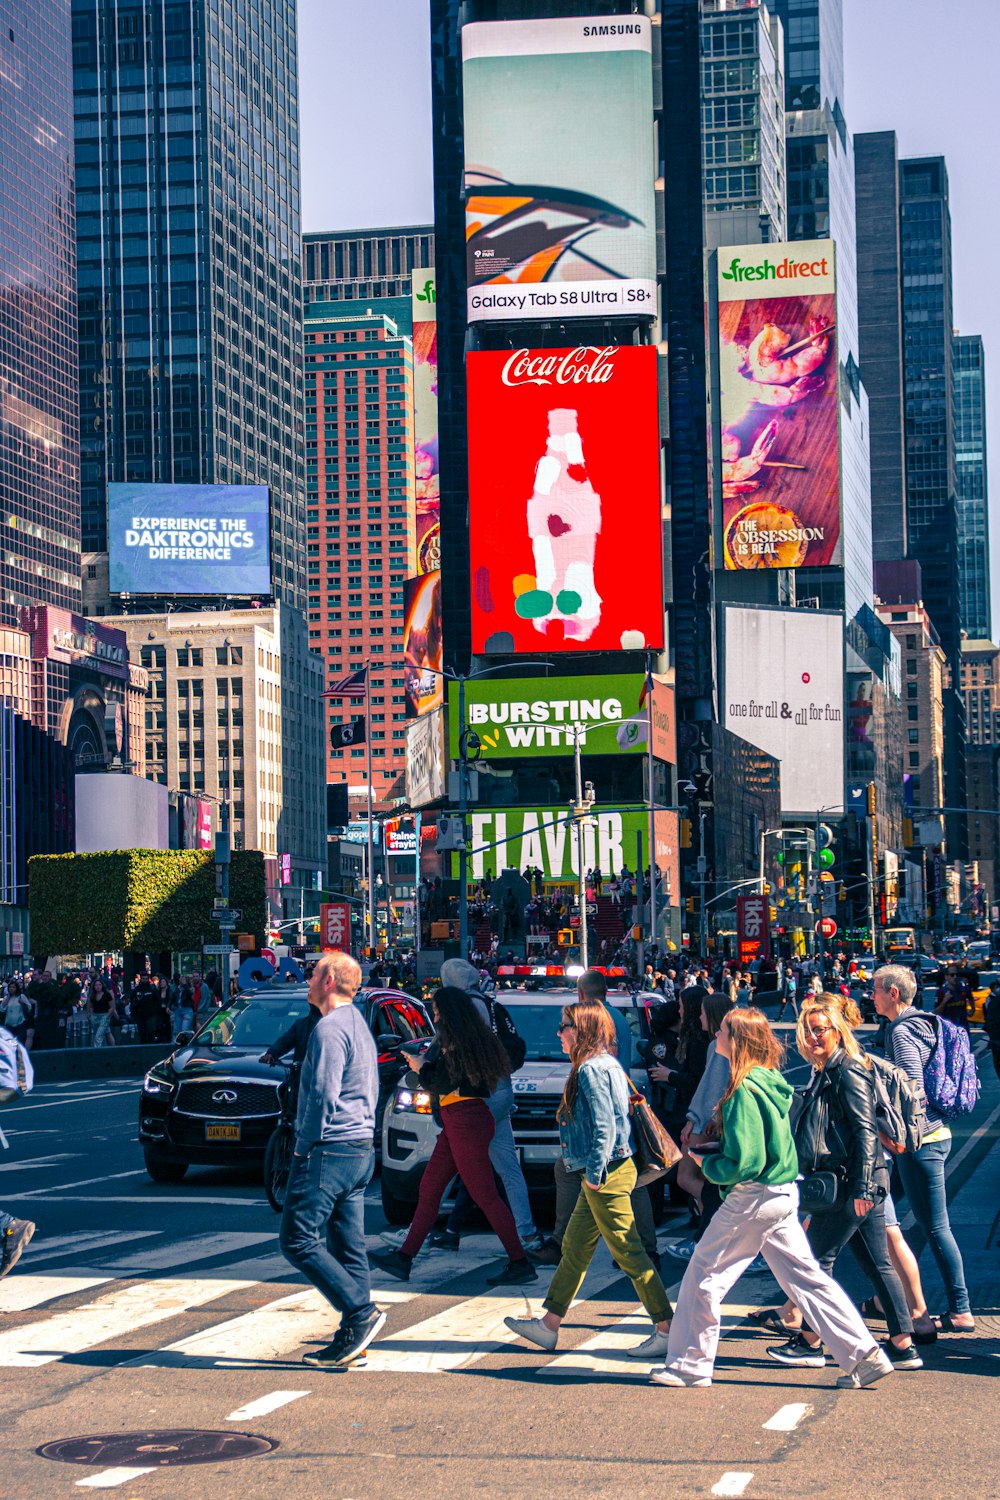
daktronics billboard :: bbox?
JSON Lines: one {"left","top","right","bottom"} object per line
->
{"left": 108, "top": 483, "right": 271, "bottom": 596}
{"left": 462, "top": 16, "right": 656, "bottom": 324}
{"left": 716, "top": 240, "right": 841, "bottom": 571}
{"left": 468, "top": 346, "right": 663, "bottom": 654}
{"left": 723, "top": 606, "right": 844, "bottom": 818}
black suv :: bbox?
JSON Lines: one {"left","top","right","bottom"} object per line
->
{"left": 139, "top": 982, "right": 433, "bottom": 1183}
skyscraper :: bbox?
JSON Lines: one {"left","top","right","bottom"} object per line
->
{"left": 953, "top": 333, "right": 990, "bottom": 642}
{"left": 304, "top": 227, "right": 434, "bottom": 311}
{"left": 0, "top": 3, "right": 81, "bottom": 628}
{"left": 72, "top": 0, "right": 306, "bottom": 611}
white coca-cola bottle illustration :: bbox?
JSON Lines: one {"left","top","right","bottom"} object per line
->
{"left": 517, "top": 407, "right": 602, "bottom": 640}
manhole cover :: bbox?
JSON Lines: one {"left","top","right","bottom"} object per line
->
{"left": 37, "top": 1430, "right": 278, "bottom": 1468}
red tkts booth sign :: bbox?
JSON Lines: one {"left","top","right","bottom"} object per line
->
{"left": 737, "top": 893, "right": 771, "bottom": 965}
{"left": 320, "top": 901, "right": 351, "bottom": 951}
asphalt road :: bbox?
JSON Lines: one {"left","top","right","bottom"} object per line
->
{"left": 0, "top": 1038, "right": 998, "bottom": 1500}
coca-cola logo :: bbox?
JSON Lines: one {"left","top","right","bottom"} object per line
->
{"left": 501, "top": 347, "right": 617, "bottom": 388}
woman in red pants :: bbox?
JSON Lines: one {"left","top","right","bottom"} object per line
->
{"left": 370, "top": 987, "right": 536, "bottom": 1287}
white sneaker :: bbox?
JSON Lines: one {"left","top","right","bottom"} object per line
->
{"left": 845, "top": 1345, "right": 895, "bottom": 1388}
{"left": 627, "top": 1327, "right": 672, "bottom": 1360}
{"left": 503, "top": 1315, "right": 558, "bottom": 1351}
{"left": 648, "top": 1365, "right": 711, "bottom": 1387}
{"left": 379, "top": 1229, "right": 409, "bottom": 1250}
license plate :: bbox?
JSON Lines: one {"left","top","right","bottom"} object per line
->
{"left": 206, "top": 1122, "right": 241, "bottom": 1141}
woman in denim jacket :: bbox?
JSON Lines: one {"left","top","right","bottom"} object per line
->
{"left": 505, "top": 999, "right": 674, "bottom": 1359}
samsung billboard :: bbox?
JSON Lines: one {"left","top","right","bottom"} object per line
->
{"left": 462, "top": 16, "right": 656, "bottom": 324}
{"left": 723, "top": 606, "right": 844, "bottom": 817}
{"left": 108, "top": 483, "right": 271, "bottom": 596}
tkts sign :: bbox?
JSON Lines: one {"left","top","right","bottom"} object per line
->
{"left": 737, "top": 893, "right": 771, "bottom": 965}
{"left": 467, "top": 345, "right": 664, "bottom": 655}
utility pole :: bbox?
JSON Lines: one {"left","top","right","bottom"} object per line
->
{"left": 364, "top": 663, "right": 376, "bottom": 958}
{"left": 458, "top": 672, "right": 469, "bottom": 956}
{"left": 572, "top": 724, "right": 595, "bottom": 970}
{"left": 645, "top": 653, "right": 658, "bottom": 957}
{"left": 697, "top": 810, "right": 708, "bottom": 957}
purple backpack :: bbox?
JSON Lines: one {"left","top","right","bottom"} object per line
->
{"left": 919, "top": 1015, "right": 981, "bottom": 1120}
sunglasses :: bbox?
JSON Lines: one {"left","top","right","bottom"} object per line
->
{"left": 556, "top": 1022, "right": 575, "bottom": 1034}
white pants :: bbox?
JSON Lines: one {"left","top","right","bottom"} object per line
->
{"left": 666, "top": 1181, "right": 878, "bottom": 1381}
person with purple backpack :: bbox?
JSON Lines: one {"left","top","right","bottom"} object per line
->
{"left": 873, "top": 966, "right": 975, "bottom": 1332}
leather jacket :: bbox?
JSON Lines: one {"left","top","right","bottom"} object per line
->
{"left": 794, "top": 1048, "right": 886, "bottom": 1202}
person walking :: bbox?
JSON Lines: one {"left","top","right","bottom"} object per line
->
{"left": 504, "top": 998, "right": 673, "bottom": 1359}
{"left": 873, "top": 965, "right": 974, "bottom": 1331}
{"left": 278, "top": 951, "right": 385, "bottom": 1369}
{"left": 765, "top": 996, "right": 922, "bottom": 1373}
{"left": 371, "top": 988, "right": 536, "bottom": 1286}
{"left": 87, "top": 977, "right": 116, "bottom": 1047}
{"left": 648, "top": 1008, "right": 894, "bottom": 1389}
{"left": 0, "top": 1022, "right": 35, "bottom": 1278}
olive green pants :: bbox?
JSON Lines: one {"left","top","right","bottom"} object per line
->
{"left": 544, "top": 1156, "right": 673, "bottom": 1322}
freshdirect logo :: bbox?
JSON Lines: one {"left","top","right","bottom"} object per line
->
{"left": 721, "top": 255, "right": 830, "bottom": 284}
{"left": 414, "top": 278, "right": 436, "bottom": 303}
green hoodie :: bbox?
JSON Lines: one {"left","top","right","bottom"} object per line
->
{"left": 701, "top": 1066, "right": 799, "bottom": 1196}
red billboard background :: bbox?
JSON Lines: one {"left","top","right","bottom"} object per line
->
{"left": 467, "top": 346, "right": 664, "bottom": 653}
{"left": 737, "top": 893, "right": 771, "bottom": 966}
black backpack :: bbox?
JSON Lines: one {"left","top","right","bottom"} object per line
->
{"left": 485, "top": 996, "right": 527, "bottom": 1072}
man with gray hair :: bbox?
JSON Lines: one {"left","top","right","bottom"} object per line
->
{"left": 873, "top": 964, "right": 973, "bottom": 1332}
{"left": 279, "top": 951, "right": 385, "bottom": 1366}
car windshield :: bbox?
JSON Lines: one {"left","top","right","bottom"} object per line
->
{"left": 975, "top": 970, "right": 1000, "bottom": 989}
{"left": 192, "top": 994, "right": 311, "bottom": 1049}
{"left": 505, "top": 1004, "right": 569, "bottom": 1061}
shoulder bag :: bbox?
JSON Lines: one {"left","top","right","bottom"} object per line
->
{"left": 628, "top": 1084, "right": 682, "bottom": 1186}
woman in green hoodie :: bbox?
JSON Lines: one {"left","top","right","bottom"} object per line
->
{"left": 648, "top": 1008, "right": 894, "bottom": 1390}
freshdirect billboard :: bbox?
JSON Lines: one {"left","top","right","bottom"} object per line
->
{"left": 411, "top": 268, "right": 440, "bottom": 576}
{"left": 452, "top": 673, "right": 649, "bottom": 759}
{"left": 716, "top": 240, "right": 841, "bottom": 571}
{"left": 467, "top": 345, "right": 663, "bottom": 654}
{"left": 462, "top": 16, "right": 656, "bottom": 324}
{"left": 108, "top": 483, "right": 271, "bottom": 595}
{"left": 723, "top": 606, "right": 844, "bottom": 817}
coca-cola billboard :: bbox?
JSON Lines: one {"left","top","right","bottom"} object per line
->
{"left": 462, "top": 17, "right": 656, "bottom": 324}
{"left": 467, "top": 345, "right": 664, "bottom": 654}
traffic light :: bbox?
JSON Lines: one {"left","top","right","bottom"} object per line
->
{"left": 816, "top": 822, "right": 836, "bottom": 869}
{"left": 680, "top": 819, "right": 692, "bottom": 849}
{"left": 685, "top": 897, "right": 695, "bottom": 914}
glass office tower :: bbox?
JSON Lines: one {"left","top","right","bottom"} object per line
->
{"left": 72, "top": 0, "right": 306, "bottom": 611}
{"left": 0, "top": 3, "right": 81, "bottom": 627}
{"left": 953, "top": 332, "right": 990, "bottom": 642}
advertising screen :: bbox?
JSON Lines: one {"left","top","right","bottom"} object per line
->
{"left": 406, "top": 707, "right": 447, "bottom": 808}
{"left": 108, "top": 483, "right": 271, "bottom": 596}
{"left": 467, "top": 346, "right": 663, "bottom": 654}
{"left": 403, "top": 570, "right": 443, "bottom": 718}
{"left": 716, "top": 240, "right": 841, "bottom": 570}
{"left": 411, "top": 268, "right": 440, "bottom": 576}
{"left": 460, "top": 806, "right": 658, "bottom": 883}
{"left": 462, "top": 16, "right": 656, "bottom": 324}
{"left": 451, "top": 672, "right": 649, "bottom": 759}
{"left": 723, "top": 606, "right": 844, "bottom": 817}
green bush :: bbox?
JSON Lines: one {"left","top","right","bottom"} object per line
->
{"left": 28, "top": 849, "right": 266, "bottom": 955}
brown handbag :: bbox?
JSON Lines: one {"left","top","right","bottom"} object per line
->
{"left": 628, "top": 1085, "right": 682, "bottom": 1186}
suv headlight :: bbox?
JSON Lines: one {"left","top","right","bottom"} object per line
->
{"left": 394, "top": 1086, "right": 432, "bottom": 1114}
{"left": 143, "top": 1072, "right": 173, "bottom": 1096}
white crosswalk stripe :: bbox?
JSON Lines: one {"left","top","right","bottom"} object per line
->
{"left": 536, "top": 1303, "right": 757, "bottom": 1378}
{"left": 29, "top": 1231, "right": 162, "bottom": 1265}
{"left": 0, "top": 1273, "right": 114, "bottom": 1314}
{"left": 98, "top": 1231, "right": 277, "bottom": 1273}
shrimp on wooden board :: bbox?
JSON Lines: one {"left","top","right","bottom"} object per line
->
{"left": 721, "top": 419, "right": 779, "bottom": 499}
{"left": 742, "top": 315, "right": 830, "bottom": 385}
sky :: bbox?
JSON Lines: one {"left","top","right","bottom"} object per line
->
{"left": 297, "top": 0, "right": 999, "bottom": 630}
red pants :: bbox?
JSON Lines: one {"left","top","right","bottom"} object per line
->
{"left": 402, "top": 1098, "right": 524, "bottom": 1261}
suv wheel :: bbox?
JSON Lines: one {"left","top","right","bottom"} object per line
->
{"left": 381, "top": 1174, "right": 415, "bottom": 1226}
{"left": 144, "top": 1151, "right": 188, "bottom": 1184}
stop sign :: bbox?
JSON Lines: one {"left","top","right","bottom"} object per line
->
{"left": 816, "top": 917, "right": 838, "bottom": 938}
{"left": 261, "top": 947, "right": 277, "bottom": 969}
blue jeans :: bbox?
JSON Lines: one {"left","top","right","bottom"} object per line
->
{"left": 280, "top": 1140, "right": 375, "bottom": 1324}
{"left": 896, "top": 1136, "right": 970, "bottom": 1315}
{"left": 172, "top": 1007, "right": 193, "bottom": 1040}
{"left": 0, "top": 1211, "right": 12, "bottom": 1233}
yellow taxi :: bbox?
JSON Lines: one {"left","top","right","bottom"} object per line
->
{"left": 969, "top": 969, "right": 999, "bottom": 1026}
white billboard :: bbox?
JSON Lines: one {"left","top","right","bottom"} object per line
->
{"left": 723, "top": 606, "right": 844, "bottom": 817}
{"left": 75, "top": 774, "right": 170, "bottom": 852}
{"left": 406, "top": 707, "right": 447, "bottom": 809}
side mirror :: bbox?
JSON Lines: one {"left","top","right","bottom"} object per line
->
{"left": 378, "top": 1035, "right": 404, "bottom": 1051}
{"left": 174, "top": 1031, "right": 193, "bottom": 1047}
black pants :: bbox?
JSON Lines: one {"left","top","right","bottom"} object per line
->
{"left": 803, "top": 1196, "right": 912, "bottom": 1339}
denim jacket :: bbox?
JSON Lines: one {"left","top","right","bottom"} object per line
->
{"left": 558, "top": 1052, "right": 633, "bottom": 1185}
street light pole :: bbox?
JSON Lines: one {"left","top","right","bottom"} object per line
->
{"left": 365, "top": 663, "right": 376, "bottom": 958}
{"left": 645, "top": 654, "right": 657, "bottom": 957}
{"left": 573, "top": 724, "right": 590, "bottom": 971}
{"left": 697, "top": 810, "right": 708, "bottom": 957}
{"left": 458, "top": 671, "right": 469, "bottom": 957}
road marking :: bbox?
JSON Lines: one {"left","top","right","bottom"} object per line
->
{"left": 538, "top": 1304, "right": 755, "bottom": 1378}
{"left": 226, "top": 1390, "right": 311, "bottom": 1420}
{"left": 99, "top": 1231, "right": 276, "bottom": 1273}
{"left": 0, "top": 1273, "right": 113, "bottom": 1314}
{"left": 763, "top": 1402, "right": 812, "bottom": 1431}
{"left": 0, "top": 1275, "right": 255, "bottom": 1367}
{"left": 0, "top": 1194, "right": 273, "bottom": 1208}
{"left": 75, "top": 1467, "right": 156, "bottom": 1488}
{"left": 30, "top": 1232, "right": 161, "bottom": 1264}
{"left": 897, "top": 1097, "right": 1000, "bottom": 1232}
{"left": 0, "top": 1153, "right": 82, "bottom": 1171}
{"left": 711, "top": 1475, "right": 754, "bottom": 1497}
{"left": 359, "top": 1290, "right": 535, "bottom": 1374}
{"left": 0, "top": 1088, "right": 140, "bottom": 1113}
{"left": 13, "top": 1169, "right": 147, "bottom": 1198}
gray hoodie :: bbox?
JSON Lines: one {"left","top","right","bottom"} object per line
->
{"left": 686, "top": 1038, "right": 731, "bottom": 1135}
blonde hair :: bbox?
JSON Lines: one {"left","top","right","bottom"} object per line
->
{"left": 718, "top": 1008, "right": 784, "bottom": 1111}
{"left": 796, "top": 994, "right": 870, "bottom": 1068}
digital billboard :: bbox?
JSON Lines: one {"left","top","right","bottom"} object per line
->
{"left": 460, "top": 806, "right": 658, "bottom": 883}
{"left": 467, "top": 346, "right": 663, "bottom": 654}
{"left": 411, "top": 268, "right": 440, "bottom": 577}
{"left": 406, "top": 706, "right": 447, "bottom": 808}
{"left": 716, "top": 240, "right": 841, "bottom": 570}
{"left": 462, "top": 16, "right": 656, "bottom": 324}
{"left": 723, "top": 606, "right": 844, "bottom": 817}
{"left": 403, "top": 570, "right": 443, "bottom": 718}
{"left": 108, "top": 483, "right": 271, "bottom": 596}
{"left": 450, "top": 673, "right": 650, "bottom": 759}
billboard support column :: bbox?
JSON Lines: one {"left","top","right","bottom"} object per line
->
{"left": 458, "top": 672, "right": 469, "bottom": 958}
{"left": 573, "top": 725, "right": 589, "bottom": 972}
{"left": 646, "top": 654, "right": 657, "bottom": 956}
{"left": 414, "top": 811, "right": 422, "bottom": 955}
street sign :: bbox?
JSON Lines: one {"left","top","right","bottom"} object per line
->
{"left": 816, "top": 917, "right": 838, "bottom": 938}
{"left": 737, "top": 894, "right": 771, "bottom": 966}
{"left": 261, "top": 947, "right": 277, "bottom": 968}
{"left": 320, "top": 901, "right": 351, "bottom": 951}
{"left": 213, "top": 905, "right": 240, "bottom": 923}
{"left": 203, "top": 944, "right": 233, "bottom": 956}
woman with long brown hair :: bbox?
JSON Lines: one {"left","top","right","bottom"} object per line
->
{"left": 505, "top": 998, "right": 673, "bottom": 1358}
{"left": 649, "top": 1007, "right": 894, "bottom": 1390}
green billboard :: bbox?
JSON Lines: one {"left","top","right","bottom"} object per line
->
{"left": 457, "top": 806, "right": 649, "bottom": 883}
{"left": 450, "top": 673, "right": 647, "bottom": 760}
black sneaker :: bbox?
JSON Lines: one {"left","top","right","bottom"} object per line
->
{"left": 529, "top": 1238, "right": 562, "bottom": 1267}
{"left": 766, "top": 1333, "right": 826, "bottom": 1368}
{"left": 370, "top": 1247, "right": 412, "bottom": 1282}
{"left": 486, "top": 1258, "right": 538, "bottom": 1286}
{"left": 304, "top": 1307, "right": 388, "bottom": 1368}
{"left": 884, "top": 1341, "right": 923, "bottom": 1371}
{"left": 0, "top": 1220, "right": 35, "bottom": 1280}
{"left": 430, "top": 1229, "right": 461, "bottom": 1252}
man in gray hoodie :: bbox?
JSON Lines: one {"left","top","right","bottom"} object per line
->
{"left": 279, "top": 950, "right": 383, "bottom": 1367}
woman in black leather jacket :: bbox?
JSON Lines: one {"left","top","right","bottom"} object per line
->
{"left": 765, "top": 995, "right": 922, "bottom": 1375}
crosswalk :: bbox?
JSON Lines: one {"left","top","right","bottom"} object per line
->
{"left": 0, "top": 1226, "right": 769, "bottom": 1381}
